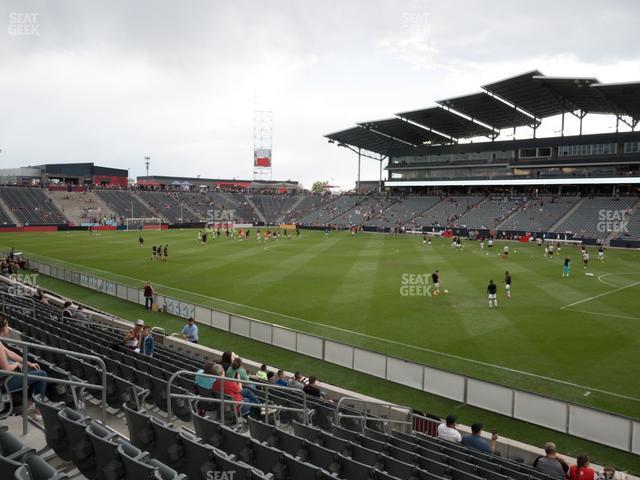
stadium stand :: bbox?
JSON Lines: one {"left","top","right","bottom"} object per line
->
{"left": 617, "top": 205, "right": 640, "bottom": 241}
{"left": 330, "top": 196, "right": 398, "bottom": 227}
{"left": 552, "top": 197, "right": 637, "bottom": 239}
{"left": 458, "top": 197, "right": 523, "bottom": 229}
{"left": 138, "top": 191, "right": 201, "bottom": 223}
{"left": 0, "top": 203, "right": 15, "bottom": 226}
{"left": 497, "top": 197, "right": 579, "bottom": 232}
{"left": 408, "top": 196, "right": 484, "bottom": 229}
{"left": 0, "top": 187, "right": 67, "bottom": 225}
{"left": 46, "top": 190, "right": 118, "bottom": 226}
{"left": 250, "top": 194, "right": 301, "bottom": 225}
{"left": 364, "top": 196, "right": 441, "bottom": 229}
{"left": 95, "top": 190, "right": 157, "bottom": 220}
{"left": 298, "top": 195, "right": 365, "bottom": 226}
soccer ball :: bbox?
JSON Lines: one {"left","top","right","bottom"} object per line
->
{"left": 444, "top": 289, "right": 449, "bottom": 293}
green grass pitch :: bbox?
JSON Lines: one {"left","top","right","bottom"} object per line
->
{"left": 1, "top": 229, "right": 639, "bottom": 418}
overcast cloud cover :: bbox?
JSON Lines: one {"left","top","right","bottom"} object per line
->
{"left": 1, "top": 0, "right": 639, "bottom": 189}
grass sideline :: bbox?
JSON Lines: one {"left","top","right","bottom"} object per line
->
{"left": 1, "top": 229, "right": 639, "bottom": 418}
{"left": 28, "top": 272, "right": 640, "bottom": 474}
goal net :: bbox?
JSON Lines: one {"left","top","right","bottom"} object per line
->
{"left": 125, "top": 217, "right": 162, "bottom": 231}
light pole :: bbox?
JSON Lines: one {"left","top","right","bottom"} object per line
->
{"left": 144, "top": 156, "right": 150, "bottom": 177}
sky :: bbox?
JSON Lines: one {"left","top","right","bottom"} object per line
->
{"left": 1, "top": 0, "right": 639, "bottom": 190}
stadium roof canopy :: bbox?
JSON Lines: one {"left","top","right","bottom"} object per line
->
{"left": 357, "top": 117, "right": 450, "bottom": 146}
{"left": 531, "top": 76, "right": 615, "bottom": 115}
{"left": 325, "top": 126, "right": 408, "bottom": 155}
{"left": 395, "top": 107, "right": 495, "bottom": 139}
{"left": 591, "top": 81, "right": 640, "bottom": 122}
{"left": 482, "top": 70, "right": 570, "bottom": 118}
{"left": 436, "top": 92, "right": 534, "bottom": 129}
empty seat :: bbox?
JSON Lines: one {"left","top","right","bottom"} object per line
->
{"left": 57, "top": 407, "right": 96, "bottom": 477}
{"left": 178, "top": 431, "right": 218, "bottom": 480}
{"left": 192, "top": 414, "right": 224, "bottom": 450}
{"left": 12, "top": 455, "right": 69, "bottom": 480}
{"left": 85, "top": 422, "right": 125, "bottom": 480}
{"left": 149, "top": 417, "right": 184, "bottom": 470}
{"left": 123, "top": 403, "right": 155, "bottom": 453}
{"left": 116, "top": 442, "right": 186, "bottom": 480}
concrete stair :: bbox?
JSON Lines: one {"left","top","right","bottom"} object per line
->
{"left": 0, "top": 196, "right": 20, "bottom": 226}
{"left": 46, "top": 190, "right": 118, "bottom": 225}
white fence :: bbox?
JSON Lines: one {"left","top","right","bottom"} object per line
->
{"left": 27, "top": 258, "right": 640, "bottom": 454}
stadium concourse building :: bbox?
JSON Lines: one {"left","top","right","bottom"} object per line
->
{"left": 0, "top": 162, "right": 128, "bottom": 188}
{"left": 136, "top": 175, "right": 301, "bottom": 192}
{"left": 326, "top": 70, "right": 640, "bottom": 196}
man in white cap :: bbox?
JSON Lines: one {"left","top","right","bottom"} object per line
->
{"left": 123, "top": 319, "right": 144, "bottom": 350}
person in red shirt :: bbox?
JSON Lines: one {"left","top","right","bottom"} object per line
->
{"left": 567, "top": 455, "right": 596, "bottom": 480}
{"left": 143, "top": 281, "right": 154, "bottom": 310}
{"left": 211, "top": 364, "right": 261, "bottom": 417}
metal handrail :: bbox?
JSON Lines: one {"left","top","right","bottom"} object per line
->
{"left": 0, "top": 337, "right": 108, "bottom": 433}
{"left": 1, "top": 292, "right": 36, "bottom": 319}
{"left": 335, "top": 396, "right": 414, "bottom": 434}
{"left": 166, "top": 370, "right": 310, "bottom": 425}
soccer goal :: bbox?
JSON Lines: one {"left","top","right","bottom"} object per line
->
{"left": 125, "top": 217, "right": 162, "bottom": 231}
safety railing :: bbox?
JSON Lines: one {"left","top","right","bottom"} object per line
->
{"left": 167, "top": 371, "right": 311, "bottom": 425}
{"left": 335, "top": 396, "right": 414, "bottom": 434}
{"left": 1, "top": 292, "right": 36, "bottom": 319}
{"left": 0, "top": 337, "right": 108, "bottom": 434}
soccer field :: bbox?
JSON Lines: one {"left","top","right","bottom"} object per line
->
{"left": 2, "top": 229, "right": 639, "bottom": 418}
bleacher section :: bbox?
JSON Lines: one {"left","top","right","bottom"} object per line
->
{"left": 138, "top": 191, "right": 201, "bottom": 223}
{"left": 408, "top": 197, "right": 484, "bottom": 229}
{"left": 458, "top": 198, "right": 522, "bottom": 229}
{"left": 281, "top": 194, "right": 327, "bottom": 223}
{"left": 250, "top": 194, "right": 301, "bottom": 224}
{"left": 615, "top": 202, "right": 640, "bottom": 241}
{"left": 299, "top": 195, "right": 364, "bottom": 226}
{"left": 364, "top": 196, "right": 441, "bottom": 229}
{"left": 0, "top": 187, "right": 67, "bottom": 225}
{"left": 0, "top": 203, "right": 15, "bottom": 226}
{"left": 498, "top": 197, "right": 579, "bottom": 232}
{"left": 95, "top": 190, "right": 157, "bottom": 220}
{"left": 331, "top": 197, "right": 398, "bottom": 227}
{"left": 552, "top": 197, "right": 636, "bottom": 239}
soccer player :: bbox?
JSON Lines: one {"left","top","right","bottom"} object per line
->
{"left": 548, "top": 243, "right": 554, "bottom": 256}
{"left": 480, "top": 238, "right": 484, "bottom": 250}
{"left": 487, "top": 280, "right": 498, "bottom": 309}
{"left": 138, "top": 235, "right": 144, "bottom": 248}
{"left": 427, "top": 236, "right": 432, "bottom": 247}
{"left": 456, "top": 237, "right": 463, "bottom": 251}
{"left": 503, "top": 244, "right": 509, "bottom": 258}
{"left": 582, "top": 249, "right": 589, "bottom": 269}
{"left": 202, "top": 232, "right": 208, "bottom": 245}
{"left": 504, "top": 271, "right": 512, "bottom": 298}
{"left": 544, "top": 244, "right": 550, "bottom": 257}
{"left": 431, "top": 270, "right": 440, "bottom": 296}
{"left": 598, "top": 245, "right": 605, "bottom": 261}
{"left": 488, "top": 237, "right": 494, "bottom": 248}
{"left": 151, "top": 245, "right": 156, "bottom": 260}
{"left": 422, "top": 234, "right": 427, "bottom": 247}
{"left": 163, "top": 243, "right": 168, "bottom": 261}
{"left": 324, "top": 226, "right": 329, "bottom": 238}
{"left": 563, "top": 257, "right": 571, "bottom": 278}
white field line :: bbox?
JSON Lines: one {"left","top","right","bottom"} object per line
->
{"left": 560, "top": 281, "right": 640, "bottom": 309}
{"left": 566, "top": 309, "right": 640, "bottom": 322}
{"left": 12, "top": 248, "right": 640, "bottom": 404}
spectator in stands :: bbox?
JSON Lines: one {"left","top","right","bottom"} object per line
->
{"left": 219, "top": 351, "right": 233, "bottom": 372}
{"left": 0, "top": 259, "right": 9, "bottom": 277}
{"left": 437, "top": 414, "right": 462, "bottom": 443}
{"left": 255, "top": 364, "right": 268, "bottom": 381}
{"left": 195, "top": 361, "right": 216, "bottom": 390}
{"left": 73, "top": 306, "right": 88, "bottom": 322}
{"left": 599, "top": 466, "right": 624, "bottom": 480}
{"left": 0, "top": 316, "right": 48, "bottom": 402}
{"left": 180, "top": 317, "right": 199, "bottom": 343}
{"left": 567, "top": 455, "right": 596, "bottom": 480}
{"left": 212, "top": 364, "right": 261, "bottom": 418}
{"left": 533, "top": 442, "right": 568, "bottom": 477}
{"left": 123, "top": 319, "right": 144, "bottom": 350}
{"left": 266, "top": 371, "right": 275, "bottom": 383}
{"left": 140, "top": 325, "right": 154, "bottom": 356}
{"left": 275, "top": 369, "right": 288, "bottom": 387}
{"left": 143, "top": 281, "right": 154, "bottom": 310}
{"left": 226, "top": 356, "right": 249, "bottom": 381}
{"left": 461, "top": 423, "right": 498, "bottom": 454}
{"left": 32, "top": 288, "right": 48, "bottom": 304}
{"left": 62, "top": 301, "right": 73, "bottom": 318}
{"left": 303, "top": 375, "right": 323, "bottom": 398}
{"left": 288, "top": 372, "right": 305, "bottom": 389}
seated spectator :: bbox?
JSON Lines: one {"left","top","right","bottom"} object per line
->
{"left": 73, "top": 306, "right": 88, "bottom": 322}
{"left": 212, "top": 364, "right": 261, "bottom": 418}
{"left": 461, "top": 423, "right": 497, "bottom": 454}
{"left": 533, "top": 442, "right": 568, "bottom": 477}
{"left": 219, "top": 351, "right": 233, "bottom": 372}
{"left": 140, "top": 325, "right": 154, "bottom": 356}
{"left": 288, "top": 372, "right": 305, "bottom": 389}
{"left": 195, "top": 361, "right": 216, "bottom": 390}
{"left": 32, "top": 288, "right": 48, "bottom": 304}
{"left": 567, "top": 455, "right": 596, "bottom": 480}
{"left": 255, "top": 364, "right": 268, "bottom": 381}
{"left": 275, "top": 369, "right": 288, "bottom": 387}
{"left": 0, "top": 316, "right": 48, "bottom": 403}
{"left": 437, "top": 414, "right": 462, "bottom": 443}
{"left": 181, "top": 317, "right": 199, "bottom": 343}
{"left": 226, "top": 357, "right": 249, "bottom": 381}
{"left": 62, "top": 301, "right": 74, "bottom": 318}
{"left": 303, "top": 375, "right": 322, "bottom": 398}
{"left": 599, "top": 466, "right": 624, "bottom": 480}
{"left": 123, "top": 319, "right": 144, "bottom": 350}
{"left": 266, "top": 371, "right": 276, "bottom": 383}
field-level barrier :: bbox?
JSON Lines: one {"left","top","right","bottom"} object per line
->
{"left": 16, "top": 255, "right": 640, "bottom": 454}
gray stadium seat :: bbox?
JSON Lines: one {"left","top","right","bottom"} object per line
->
{"left": 177, "top": 431, "right": 217, "bottom": 480}
{"left": 57, "top": 407, "right": 96, "bottom": 478}
{"left": 85, "top": 422, "right": 125, "bottom": 480}
{"left": 122, "top": 403, "right": 155, "bottom": 453}
{"left": 149, "top": 416, "right": 184, "bottom": 470}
